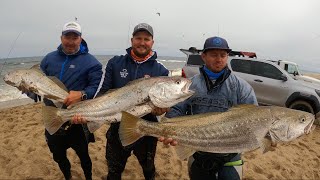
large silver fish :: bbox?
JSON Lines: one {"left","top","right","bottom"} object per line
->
{"left": 3, "top": 65, "right": 68, "bottom": 102}
{"left": 43, "top": 76, "right": 194, "bottom": 135}
{"left": 119, "top": 105, "right": 314, "bottom": 159}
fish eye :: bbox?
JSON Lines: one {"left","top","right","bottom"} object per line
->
{"left": 176, "top": 80, "right": 181, "bottom": 84}
{"left": 300, "top": 118, "right": 306, "bottom": 123}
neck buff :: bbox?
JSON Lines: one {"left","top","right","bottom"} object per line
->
{"left": 203, "top": 65, "right": 225, "bottom": 80}
{"left": 130, "top": 49, "right": 154, "bottom": 63}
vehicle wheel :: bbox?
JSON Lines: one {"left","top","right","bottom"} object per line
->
{"left": 288, "top": 100, "right": 314, "bottom": 114}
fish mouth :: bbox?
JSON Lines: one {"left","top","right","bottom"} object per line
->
{"left": 182, "top": 81, "right": 193, "bottom": 94}
{"left": 304, "top": 119, "right": 314, "bottom": 134}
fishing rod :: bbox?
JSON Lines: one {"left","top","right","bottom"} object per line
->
{"left": 0, "top": 32, "right": 22, "bottom": 75}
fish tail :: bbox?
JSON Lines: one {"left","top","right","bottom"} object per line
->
{"left": 119, "top": 111, "right": 144, "bottom": 147}
{"left": 87, "top": 121, "right": 105, "bottom": 133}
{"left": 42, "top": 105, "right": 67, "bottom": 135}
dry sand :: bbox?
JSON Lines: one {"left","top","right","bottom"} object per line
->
{"left": 0, "top": 103, "right": 320, "bottom": 180}
{"left": 1, "top": 73, "right": 320, "bottom": 180}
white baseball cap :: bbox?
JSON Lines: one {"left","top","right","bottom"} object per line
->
{"left": 62, "top": 21, "right": 82, "bottom": 36}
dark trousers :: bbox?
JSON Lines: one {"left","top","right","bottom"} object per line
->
{"left": 189, "top": 153, "right": 241, "bottom": 180}
{"left": 105, "top": 125, "right": 157, "bottom": 180}
{"left": 45, "top": 124, "right": 92, "bottom": 180}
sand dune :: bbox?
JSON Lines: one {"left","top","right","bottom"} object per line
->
{"left": 0, "top": 103, "right": 319, "bottom": 179}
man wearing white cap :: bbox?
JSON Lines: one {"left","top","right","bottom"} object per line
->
{"left": 40, "top": 21, "right": 102, "bottom": 180}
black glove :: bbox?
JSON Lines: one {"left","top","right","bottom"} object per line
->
{"left": 25, "top": 92, "right": 41, "bottom": 102}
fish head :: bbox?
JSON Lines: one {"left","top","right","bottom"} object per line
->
{"left": 3, "top": 70, "right": 26, "bottom": 87}
{"left": 269, "top": 108, "right": 314, "bottom": 142}
{"left": 148, "top": 76, "right": 194, "bottom": 108}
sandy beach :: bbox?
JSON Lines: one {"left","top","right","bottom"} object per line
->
{"left": 1, "top": 73, "right": 320, "bottom": 179}
{"left": 0, "top": 102, "right": 319, "bottom": 180}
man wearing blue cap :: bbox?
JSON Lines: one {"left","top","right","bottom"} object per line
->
{"left": 162, "top": 36, "right": 258, "bottom": 180}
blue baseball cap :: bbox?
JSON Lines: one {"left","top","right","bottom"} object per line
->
{"left": 203, "top": 36, "right": 231, "bottom": 53}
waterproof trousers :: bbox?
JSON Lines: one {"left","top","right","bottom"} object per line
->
{"left": 105, "top": 124, "right": 157, "bottom": 180}
{"left": 45, "top": 124, "right": 92, "bottom": 180}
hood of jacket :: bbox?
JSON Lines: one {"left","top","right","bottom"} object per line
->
{"left": 125, "top": 47, "right": 158, "bottom": 62}
{"left": 57, "top": 39, "right": 89, "bottom": 56}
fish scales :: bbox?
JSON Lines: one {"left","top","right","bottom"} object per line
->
{"left": 43, "top": 76, "right": 194, "bottom": 134}
{"left": 119, "top": 105, "right": 314, "bottom": 156}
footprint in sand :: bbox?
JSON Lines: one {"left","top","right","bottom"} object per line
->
{"left": 3, "top": 139, "right": 10, "bottom": 145}
{"left": 252, "top": 165, "right": 264, "bottom": 174}
{"left": 298, "top": 142, "right": 309, "bottom": 149}
{"left": 25, "top": 122, "right": 40, "bottom": 127}
{"left": 312, "top": 158, "right": 320, "bottom": 168}
{"left": 27, "top": 146, "right": 36, "bottom": 153}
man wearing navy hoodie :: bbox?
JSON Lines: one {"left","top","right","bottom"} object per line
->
{"left": 40, "top": 21, "right": 102, "bottom": 180}
{"left": 99, "top": 23, "right": 169, "bottom": 180}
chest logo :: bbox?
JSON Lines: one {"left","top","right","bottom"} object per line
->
{"left": 120, "top": 69, "right": 128, "bottom": 78}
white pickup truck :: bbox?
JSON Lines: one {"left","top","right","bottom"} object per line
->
{"left": 179, "top": 48, "right": 320, "bottom": 120}
{"left": 269, "top": 60, "right": 320, "bottom": 85}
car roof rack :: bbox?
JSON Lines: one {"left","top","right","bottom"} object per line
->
{"left": 180, "top": 47, "right": 201, "bottom": 55}
{"left": 229, "top": 51, "right": 257, "bottom": 58}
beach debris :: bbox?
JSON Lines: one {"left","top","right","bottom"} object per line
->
{"left": 3, "top": 65, "right": 69, "bottom": 102}
{"left": 119, "top": 105, "right": 314, "bottom": 159}
{"left": 42, "top": 76, "right": 194, "bottom": 135}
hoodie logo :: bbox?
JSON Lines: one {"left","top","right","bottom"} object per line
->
{"left": 120, "top": 69, "right": 128, "bottom": 78}
{"left": 69, "top": 64, "right": 75, "bottom": 69}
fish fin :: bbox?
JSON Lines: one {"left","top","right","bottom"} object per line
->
{"left": 52, "top": 101, "right": 64, "bottom": 108}
{"left": 158, "top": 117, "right": 169, "bottom": 123}
{"left": 48, "top": 76, "right": 68, "bottom": 92}
{"left": 259, "top": 137, "right": 273, "bottom": 154}
{"left": 87, "top": 121, "right": 105, "bottom": 133}
{"left": 67, "top": 101, "right": 83, "bottom": 109}
{"left": 30, "top": 64, "right": 46, "bottom": 76}
{"left": 175, "top": 146, "right": 196, "bottom": 160}
{"left": 42, "top": 105, "right": 67, "bottom": 135}
{"left": 158, "top": 117, "right": 189, "bottom": 123}
{"left": 119, "top": 111, "right": 144, "bottom": 147}
{"left": 230, "top": 104, "right": 258, "bottom": 112}
{"left": 30, "top": 64, "right": 41, "bottom": 70}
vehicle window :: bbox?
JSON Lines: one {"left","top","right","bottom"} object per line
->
{"left": 230, "top": 59, "right": 284, "bottom": 80}
{"left": 287, "top": 64, "right": 299, "bottom": 75}
{"left": 253, "top": 61, "right": 284, "bottom": 80}
{"left": 230, "top": 59, "right": 252, "bottom": 74}
{"left": 187, "top": 55, "right": 204, "bottom": 65}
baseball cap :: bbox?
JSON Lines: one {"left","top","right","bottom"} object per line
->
{"left": 203, "top": 36, "right": 231, "bottom": 53}
{"left": 132, "top": 23, "right": 153, "bottom": 37}
{"left": 62, "top": 21, "right": 82, "bottom": 36}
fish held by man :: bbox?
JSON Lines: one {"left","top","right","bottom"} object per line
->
{"left": 43, "top": 76, "right": 194, "bottom": 135}
{"left": 3, "top": 65, "right": 69, "bottom": 102}
{"left": 119, "top": 105, "right": 314, "bottom": 159}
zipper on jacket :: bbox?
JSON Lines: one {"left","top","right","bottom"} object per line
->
{"left": 134, "top": 63, "right": 140, "bottom": 79}
{"left": 60, "top": 56, "right": 69, "bottom": 80}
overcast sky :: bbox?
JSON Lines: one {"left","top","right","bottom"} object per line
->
{"left": 1, "top": 0, "right": 320, "bottom": 69}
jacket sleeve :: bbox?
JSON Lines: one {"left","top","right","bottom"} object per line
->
{"left": 40, "top": 55, "right": 48, "bottom": 74}
{"left": 161, "top": 65, "right": 169, "bottom": 76}
{"left": 97, "top": 57, "right": 115, "bottom": 96}
{"left": 237, "top": 78, "right": 258, "bottom": 105}
{"left": 83, "top": 62, "right": 103, "bottom": 99}
{"left": 165, "top": 99, "right": 190, "bottom": 118}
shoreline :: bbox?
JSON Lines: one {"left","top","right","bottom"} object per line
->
{"left": 0, "top": 98, "right": 34, "bottom": 110}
